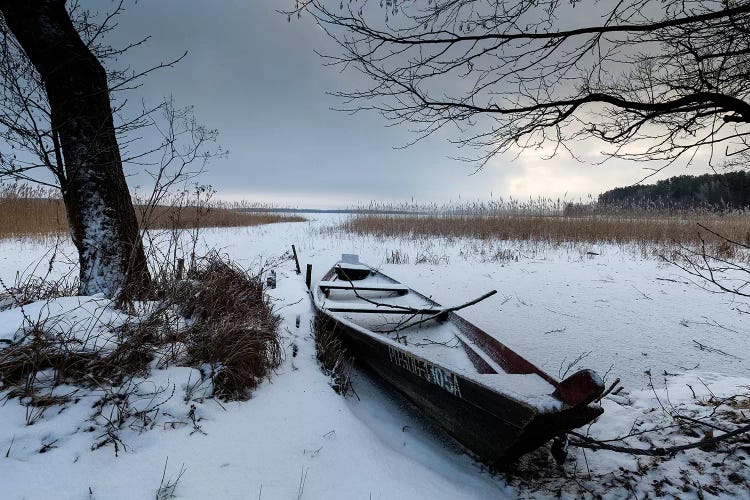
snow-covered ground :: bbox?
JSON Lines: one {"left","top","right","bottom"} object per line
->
{"left": 0, "top": 214, "right": 748, "bottom": 499}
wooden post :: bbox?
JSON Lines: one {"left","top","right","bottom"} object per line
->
{"left": 305, "top": 264, "right": 313, "bottom": 290}
{"left": 176, "top": 258, "right": 185, "bottom": 280}
{"left": 291, "top": 245, "right": 301, "bottom": 274}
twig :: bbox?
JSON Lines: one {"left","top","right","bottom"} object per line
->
{"left": 413, "top": 336, "right": 461, "bottom": 348}
{"left": 673, "top": 414, "right": 730, "bottom": 433}
{"left": 596, "top": 378, "right": 621, "bottom": 403}
{"left": 545, "top": 307, "right": 585, "bottom": 320}
{"left": 330, "top": 266, "right": 497, "bottom": 333}
{"left": 5, "top": 435, "right": 14, "bottom": 458}
{"left": 569, "top": 422, "right": 750, "bottom": 456}
{"left": 380, "top": 290, "right": 498, "bottom": 334}
{"left": 543, "top": 327, "right": 566, "bottom": 335}
{"left": 656, "top": 277, "right": 689, "bottom": 284}
{"left": 559, "top": 351, "right": 592, "bottom": 379}
{"left": 297, "top": 467, "right": 308, "bottom": 500}
{"left": 630, "top": 284, "right": 653, "bottom": 300}
{"left": 692, "top": 339, "right": 739, "bottom": 359}
{"left": 697, "top": 223, "right": 750, "bottom": 250}
{"left": 333, "top": 265, "right": 430, "bottom": 313}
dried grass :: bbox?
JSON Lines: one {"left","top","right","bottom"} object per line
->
{"left": 343, "top": 212, "right": 750, "bottom": 252}
{"left": 0, "top": 309, "right": 160, "bottom": 393}
{"left": 0, "top": 252, "right": 282, "bottom": 412}
{"left": 138, "top": 205, "right": 304, "bottom": 231}
{"left": 0, "top": 197, "right": 68, "bottom": 241}
{"left": 174, "top": 255, "right": 282, "bottom": 400}
{"left": 313, "top": 316, "right": 354, "bottom": 396}
{"left": 0, "top": 182, "right": 304, "bottom": 242}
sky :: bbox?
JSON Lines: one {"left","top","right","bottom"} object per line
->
{"left": 91, "top": 0, "right": 711, "bottom": 209}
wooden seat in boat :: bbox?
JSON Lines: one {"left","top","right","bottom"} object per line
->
{"left": 318, "top": 280, "right": 409, "bottom": 295}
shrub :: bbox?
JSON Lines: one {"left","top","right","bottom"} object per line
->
{"left": 175, "top": 255, "right": 282, "bottom": 399}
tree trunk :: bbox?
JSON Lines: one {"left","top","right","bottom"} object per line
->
{"left": 0, "top": 0, "right": 151, "bottom": 298}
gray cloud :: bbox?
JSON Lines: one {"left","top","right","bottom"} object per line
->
{"left": 86, "top": 0, "right": 703, "bottom": 208}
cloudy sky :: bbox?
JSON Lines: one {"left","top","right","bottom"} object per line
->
{"left": 97, "top": 0, "right": 708, "bottom": 208}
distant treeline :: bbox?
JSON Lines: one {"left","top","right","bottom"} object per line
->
{"left": 598, "top": 171, "right": 750, "bottom": 209}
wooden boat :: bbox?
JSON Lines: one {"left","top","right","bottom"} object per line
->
{"left": 311, "top": 254, "right": 605, "bottom": 466}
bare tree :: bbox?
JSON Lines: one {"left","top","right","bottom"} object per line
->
{"left": 294, "top": 1, "right": 750, "bottom": 171}
{"left": 0, "top": 1, "right": 217, "bottom": 300}
{"left": 0, "top": 0, "right": 149, "bottom": 299}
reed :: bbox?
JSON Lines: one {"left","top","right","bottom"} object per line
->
{"left": 137, "top": 205, "right": 304, "bottom": 231}
{"left": 341, "top": 200, "right": 750, "bottom": 252}
{"left": 345, "top": 213, "right": 750, "bottom": 246}
{"left": 0, "top": 182, "right": 304, "bottom": 242}
{"left": 0, "top": 197, "right": 68, "bottom": 240}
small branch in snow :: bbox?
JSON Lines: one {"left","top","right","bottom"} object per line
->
{"left": 595, "top": 378, "right": 621, "bottom": 403}
{"left": 297, "top": 467, "right": 309, "bottom": 500}
{"left": 543, "top": 327, "right": 567, "bottom": 335}
{"left": 692, "top": 339, "right": 739, "bottom": 359}
{"left": 156, "top": 457, "right": 187, "bottom": 500}
{"left": 5, "top": 435, "right": 14, "bottom": 458}
{"left": 656, "top": 277, "right": 690, "bottom": 285}
{"left": 545, "top": 307, "right": 586, "bottom": 320}
{"left": 559, "top": 351, "right": 592, "bottom": 379}
{"left": 690, "top": 317, "right": 740, "bottom": 334}
{"left": 569, "top": 422, "right": 750, "bottom": 456}
{"left": 630, "top": 284, "right": 653, "bottom": 300}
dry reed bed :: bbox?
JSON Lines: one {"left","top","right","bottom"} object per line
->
{"left": 138, "top": 205, "right": 304, "bottom": 231}
{"left": 0, "top": 197, "right": 304, "bottom": 241}
{"left": 0, "top": 254, "right": 282, "bottom": 405}
{"left": 343, "top": 213, "right": 750, "bottom": 249}
{"left": 0, "top": 198, "right": 68, "bottom": 239}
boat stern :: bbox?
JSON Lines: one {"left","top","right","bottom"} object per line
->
{"left": 553, "top": 369, "right": 605, "bottom": 407}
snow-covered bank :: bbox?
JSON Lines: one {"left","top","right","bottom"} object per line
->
{"left": 0, "top": 258, "right": 507, "bottom": 499}
{"left": 0, "top": 214, "right": 747, "bottom": 498}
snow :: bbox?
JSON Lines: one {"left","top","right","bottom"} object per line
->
{"left": 0, "top": 213, "right": 748, "bottom": 498}
{"left": 79, "top": 193, "right": 125, "bottom": 298}
{"left": 559, "top": 371, "right": 750, "bottom": 498}
{"left": 0, "top": 296, "right": 127, "bottom": 351}
{"left": 0, "top": 252, "right": 504, "bottom": 499}
{"left": 476, "top": 373, "right": 559, "bottom": 410}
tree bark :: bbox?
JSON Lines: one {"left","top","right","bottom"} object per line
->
{"left": 0, "top": 0, "right": 151, "bottom": 298}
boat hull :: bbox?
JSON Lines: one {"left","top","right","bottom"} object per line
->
{"left": 314, "top": 313, "right": 603, "bottom": 466}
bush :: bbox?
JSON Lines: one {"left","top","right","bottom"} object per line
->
{"left": 175, "top": 255, "right": 282, "bottom": 399}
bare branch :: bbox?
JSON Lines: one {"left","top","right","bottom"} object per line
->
{"left": 295, "top": 0, "right": 750, "bottom": 168}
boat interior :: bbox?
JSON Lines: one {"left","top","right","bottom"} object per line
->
{"left": 314, "top": 254, "right": 574, "bottom": 409}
